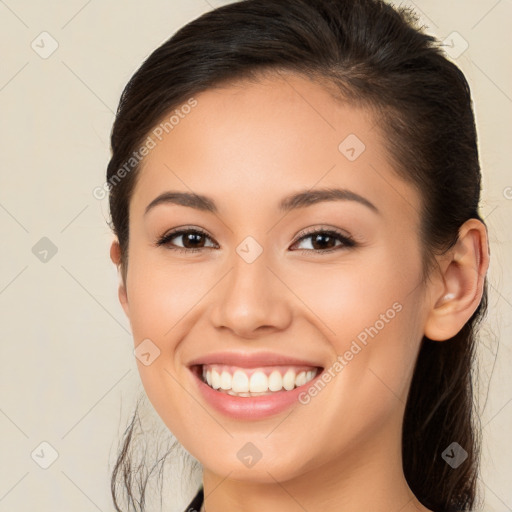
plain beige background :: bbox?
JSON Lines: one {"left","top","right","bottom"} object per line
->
{"left": 0, "top": 0, "right": 510, "bottom": 510}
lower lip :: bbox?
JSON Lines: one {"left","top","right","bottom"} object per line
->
{"left": 189, "top": 366, "right": 324, "bottom": 420}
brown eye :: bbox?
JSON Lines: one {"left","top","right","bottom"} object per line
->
{"left": 178, "top": 232, "right": 207, "bottom": 249}
{"left": 156, "top": 228, "right": 217, "bottom": 253}
{"left": 291, "top": 229, "right": 356, "bottom": 253}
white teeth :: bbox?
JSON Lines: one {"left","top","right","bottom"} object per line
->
{"left": 220, "top": 371, "right": 232, "bottom": 390}
{"left": 200, "top": 365, "right": 319, "bottom": 395}
{"left": 268, "top": 370, "right": 283, "bottom": 391}
{"left": 232, "top": 370, "right": 249, "bottom": 393}
{"left": 295, "top": 371, "right": 307, "bottom": 387}
{"left": 211, "top": 369, "right": 221, "bottom": 389}
{"left": 282, "top": 369, "right": 296, "bottom": 390}
{"left": 249, "top": 371, "right": 268, "bottom": 393}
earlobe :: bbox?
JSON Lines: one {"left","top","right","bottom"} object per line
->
{"left": 424, "top": 219, "right": 489, "bottom": 341}
{"left": 110, "top": 239, "right": 121, "bottom": 265}
{"left": 110, "top": 239, "right": 130, "bottom": 317}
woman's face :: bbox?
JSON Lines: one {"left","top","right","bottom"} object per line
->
{"left": 118, "top": 73, "right": 432, "bottom": 484}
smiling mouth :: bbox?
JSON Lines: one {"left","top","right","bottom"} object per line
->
{"left": 191, "top": 364, "right": 323, "bottom": 397}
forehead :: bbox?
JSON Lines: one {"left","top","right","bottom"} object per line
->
{"left": 131, "top": 73, "right": 421, "bottom": 224}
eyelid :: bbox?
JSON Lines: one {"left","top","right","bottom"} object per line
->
{"left": 159, "top": 225, "right": 212, "bottom": 241}
{"left": 290, "top": 226, "right": 357, "bottom": 253}
{"left": 292, "top": 225, "right": 354, "bottom": 244}
{"left": 155, "top": 226, "right": 218, "bottom": 250}
{"left": 156, "top": 224, "right": 357, "bottom": 255}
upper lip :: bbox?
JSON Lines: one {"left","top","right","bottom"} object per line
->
{"left": 187, "top": 351, "right": 324, "bottom": 369}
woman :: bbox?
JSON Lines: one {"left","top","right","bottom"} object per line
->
{"left": 106, "top": 0, "right": 490, "bottom": 510}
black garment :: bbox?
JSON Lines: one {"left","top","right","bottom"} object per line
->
{"left": 183, "top": 486, "right": 204, "bottom": 512}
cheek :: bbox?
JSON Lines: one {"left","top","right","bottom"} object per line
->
{"left": 286, "top": 248, "right": 417, "bottom": 340}
{"left": 124, "top": 248, "right": 254, "bottom": 439}
{"left": 126, "top": 254, "right": 207, "bottom": 342}
{"left": 297, "top": 246, "right": 424, "bottom": 395}
{"left": 125, "top": 267, "right": 204, "bottom": 445}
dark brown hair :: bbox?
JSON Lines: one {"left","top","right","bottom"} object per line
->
{"left": 106, "top": 0, "right": 489, "bottom": 510}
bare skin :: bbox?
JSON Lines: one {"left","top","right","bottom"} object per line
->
{"left": 110, "top": 72, "right": 489, "bottom": 512}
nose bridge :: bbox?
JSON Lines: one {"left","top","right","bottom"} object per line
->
{"left": 210, "top": 238, "right": 291, "bottom": 336}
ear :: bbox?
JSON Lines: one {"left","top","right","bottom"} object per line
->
{"left": 110, "top": 239, "right": 130, "bottom": 318}
{"left": 424, "top": 218, "right": 489, "bottom": 341}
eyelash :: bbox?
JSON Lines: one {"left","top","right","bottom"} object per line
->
{"left": 155, "top": 226, "right": 357, "bottom": 255}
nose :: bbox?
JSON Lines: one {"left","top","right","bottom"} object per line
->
{"left": 209, "top": 248, "right": 293, "bottom": 339}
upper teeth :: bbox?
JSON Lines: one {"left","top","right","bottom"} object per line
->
{"left": 201, "top": 365, "right": 318, "bottom": 394}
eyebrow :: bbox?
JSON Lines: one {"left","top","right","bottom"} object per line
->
{"left": 144, "top": 187, "right": 379, "bottom": 216}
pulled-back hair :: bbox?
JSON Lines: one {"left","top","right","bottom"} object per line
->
{"left": 107, "top": 1, "right": 489, "bottom": 510}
